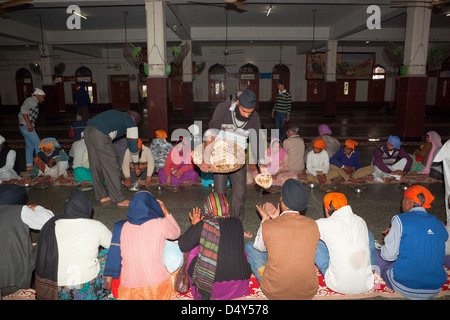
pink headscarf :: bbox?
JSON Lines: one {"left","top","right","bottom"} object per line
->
{"left": 418, "top": 131, "right": 442, "bottom": 175}
{"left": 266, "top": 138, "right": 287, "bottom": 175}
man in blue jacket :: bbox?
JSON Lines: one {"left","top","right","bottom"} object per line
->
{"left": 328, "top": 139, "right": 374, "bottom": 184}
{"left": 375, "top": 185, "right": 448, "bottom": 300}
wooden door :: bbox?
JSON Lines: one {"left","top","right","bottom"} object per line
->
{"left": 16, "top": 76, "right": 33, "bottom": 106}
{"left": 336, "top": 80, "right": 356, "bottom": 102}
{"left": 307, "top": 79, "right": 324, "bottom": 102}
{"left": 171, "top": 79, "right": 183, "bottom": 110}
{"left": 208, "top": 73, "right": 227, "bottom": 104}
{"left": 239, "top": 73, "right": 259, "bottom": 109}
{"left": 436, "top": 69, "right": 450, "bottom": 107}
{"left": 110, "top": 75, "right": 130, "bottom": 110}
{"left": 368, "top": 79, "right": 386, "bottom": 102}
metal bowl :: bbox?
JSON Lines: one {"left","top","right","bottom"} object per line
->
{"left": 307, "top": 183, "right": 316, "bottom": 189}
{"left": 348, "top": 184, "right": 367, "bottom": 194}
{"left": 164, "top": 185, "right": 185, "bottom": 192}
{"left": 398, "top": 183, "right": 411, "bottom": 191}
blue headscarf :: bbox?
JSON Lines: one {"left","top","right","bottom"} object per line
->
{"left": 387, "top": 135, "right": 401, "bottom": 149}
{"left": 127, "top": 191, "right": 164, "bottom": 225}
{"left": 104, "top": 191, "right": 164, "bottom": 279}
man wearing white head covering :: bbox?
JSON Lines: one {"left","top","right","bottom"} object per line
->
{"left": 18, "top": 88, "right": 45, "bottom": 171}
{"left": 0, "top": 135, "right": 20, "bottom": 182}
{"left": 434, "top": 139, "right": 450, "bottom": 226}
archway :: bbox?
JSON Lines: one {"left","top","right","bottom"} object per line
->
{"left": 436, "top": 57, "right": 450, "bottom": 107}
{"left": 271, "top": 63, "right": 290, "bottom": 102}
{"left": 239, "top": 63, "right": 259, "bottom": 108}
{"left": 15, "top": 67, "right": 33, "bottom": 106}
{"left": 208, "top": 63, "right": 227, "bottom": 104}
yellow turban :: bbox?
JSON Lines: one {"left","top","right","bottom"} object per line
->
{"left": 39, "top": 138, "right": 57, "bottom": 151}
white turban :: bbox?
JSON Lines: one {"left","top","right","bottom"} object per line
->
{"left": 33, "top": 88, "right": 45, "bottom": 96}
{"left": 0, "top": 135, "right": 5, "bottom": 145}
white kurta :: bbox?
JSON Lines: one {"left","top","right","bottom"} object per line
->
{"left": 434, "top": 140, "right": 450, "bottom": 226}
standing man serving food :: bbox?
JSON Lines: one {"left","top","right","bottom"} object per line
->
{"left": 200, "top": 90, "right": 265, "bottom": 238}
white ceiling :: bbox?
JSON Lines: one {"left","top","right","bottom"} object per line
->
{"left": 0, "top": 0, "right": 449, "bottom": 57}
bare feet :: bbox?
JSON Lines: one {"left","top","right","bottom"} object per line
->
{"left": 100, "top": 196, "right": 111, "bottom": 203}
{"left": 117, "top": 199, "right": 130, "bottom": 207}
{"left": 348, "top": 177, "right": 365, "bottom": 184}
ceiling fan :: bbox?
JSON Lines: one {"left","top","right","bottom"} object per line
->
{"left": 0, "top": 0, "right": 33, "bottom": 19}
{"left": 105, "top": 42, "right": 121, "bottom": 71}
{"left": 212, "top": 9, "right": 244, "bottom": 57}
{"left": 37, "top": 14, "right": 60, "bottom": 59}
{"left": 186, "top": 0, "right": 247, "bottom": 13}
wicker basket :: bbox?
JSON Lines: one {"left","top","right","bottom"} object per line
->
{"left": 193, "top": 140, "right": 246, "bottom": 173}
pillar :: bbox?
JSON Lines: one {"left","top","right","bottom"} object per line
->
{"left": 145, "top": 0, "right": 168, "bottom": 139}
{"left": 182, "top": 40, "right": 194, "bottom": 119}
{"left": 395, "top": 5, "right": 431, "bottom": 139}
{"left": 324, "top": 40, "right": 337, "bottom": 117}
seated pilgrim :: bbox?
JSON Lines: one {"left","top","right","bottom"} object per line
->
{"left": 123, "top": 139, "right": 155, "bottom": 188}
{"left": 32, "top": 137, "right": 69, "bottom": 179}
{"left": 158, "top": 139, "right": 199, "bottom": 186}
{"left": 0, "top": 134, "right": 20, "bottom": 183}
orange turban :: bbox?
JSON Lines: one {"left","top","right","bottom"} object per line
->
{"left": 345, "top": 139, "right": 359, "bottom": 150}
{"left": 137, "top": 138, "right": 143, "bottom": 149}
{"left": 313, "top": 138, "right": 327, "bottom": 149}
{"left": 404, "top": 185, "right": 435, "bottom": 209}
{"left": 155, "top": 130, "right": 167, "bottom": 139}
{"left": 324, "top": 192, "right": 348, "bottom": 211}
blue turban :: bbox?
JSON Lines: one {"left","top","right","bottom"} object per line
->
{"left": 281, "top": 179, "right": 308, "bottom": 212}
{"left": 387, "top": 135, "right": 401, "bottom": 149}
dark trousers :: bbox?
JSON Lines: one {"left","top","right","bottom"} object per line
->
{"left": 84, "top": 127, "right": 125, "bottom": 203}
{"left": 214, "top": 165, "right": 247, "bottom": 223}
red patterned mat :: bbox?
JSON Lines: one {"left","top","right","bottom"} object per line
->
{"left": 5, "top": 267, "right": 450, "bottom": 300}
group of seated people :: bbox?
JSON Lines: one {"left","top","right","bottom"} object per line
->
{"left": 1, "top": 180, "right": 448, "bottom": 301}
{"left": 70, "top": 125, "right": 200, "bottom": 189}
{"left": 250, "top": 124, "right": 444, "bottom": 187}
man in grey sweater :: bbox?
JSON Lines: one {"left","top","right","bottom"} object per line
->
{"left": 200, "top": 90, "right": 264, "bottom": 238}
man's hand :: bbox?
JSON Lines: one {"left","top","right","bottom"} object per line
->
{"left": 199, "top": 161, "right": 211, "bottom": 173}
{"left": 391, "top": 170, "right": 405, "bottom": 176}
{"left": 256, "top": 202, "right": 280, "bottom": 221}
{"left": 27, "top": 204, "right": 38, "bottom": 211}
{"left": 123, "top": 177, "right": 132, "bottom": 188}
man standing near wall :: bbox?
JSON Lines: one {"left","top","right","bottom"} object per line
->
{"left": 271, "top": 80, "right": 291, "bottom": 141}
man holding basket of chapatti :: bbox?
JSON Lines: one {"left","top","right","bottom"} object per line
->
{"left": 196, "top": 90, "right": 268, "bottom": 238}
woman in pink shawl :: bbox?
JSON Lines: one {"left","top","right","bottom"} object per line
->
{"left": 253, "top": 138, "right": 297, "bottom": 186}
{"left": 418, "top": 131, "right": 442, "bottom": 175}
{"left": 158, "top": 140, "right": 199, "bottom": 186}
